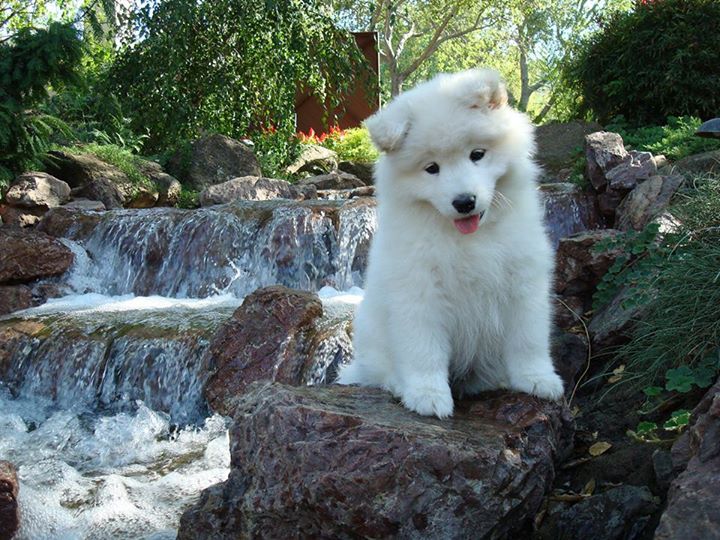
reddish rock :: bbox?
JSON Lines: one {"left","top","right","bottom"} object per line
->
{"left": 605, "top": 150, "right": 657, "bottom": 192}
{"left": 615, "top": 174, "right": 683, "bottom": 232}
{"left": 0, "top": 284, "right": 33, "bottom": 316}
{"left": 37, "top": 207, "right": 102, "bottom": 238}
{"left": 0, "top": 228, "right": 73, "bottom": 284}
{"left": 0, "top": 205, "right": 44, "bottom": 228}
{"left": 0, "top": 461, "right": 19, "bottom": 540}
{"left": 555, "top": 230, "right": 622, "bottom": 298}
{"left": 178, "top": 382, "right": 574, "bottom": 540}
{"left": 204, "top": 286, "right": 324, "bottom": 415}
{"left": 656, "top": 377, "right": 720, "bottom": 540}
{"left": 588, "top": 287, "right": 643, "bottom": 352}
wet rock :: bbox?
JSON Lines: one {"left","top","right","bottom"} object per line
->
{"left": 656, "top": 376, "right": 720, "bottom": 540}
{"left": 605, "top": 151, "right": 657, "bottom": 192}
{"left": 126, "top": 186, "right": 159, "bottom": 209}
{"left": 297, "top": 170, "right": 365, "bottom": 190}
{"left": 167, "top": 134, "right": 262, "bottom": 191}
{"left": 0, "top": 284, "right": 33, "bottom": 316}
{"left": 671, "top": 149, "right": 720, "bottom": 177}
{"left": 338, "top": 160, "right": 374, "bottom": 184}
{"left": 286, "top": 144, "right": 338, "bottom": 176}
{"left": 585, "top": 132, "right": 629, "bottom": 192}
{"left": 5, "top": 172, "right": 71, "bottom": 209}
{"left": 179, "top": 382, "right": 574, "bottom": 540}
{"left": 0, "top": 461, "right": 19, "bottom": 540}
{"left": 555, "top": 230, "right": 622, "bottom": 314}
{"left": 0, "top": 228, "right": 73, "bottom": 284}
{"left": 539, "top": 486, "right": 658, "bottom": 540}
{"left": 535, "top": 121, "right": 603, "bottom": 180}
{"left": 62, "top": 198, "right": 106, "bottom": 211}
{"left": 204, "top": 286, "right": 324, "bottom": 415}
{"left": 38, "top": 207, "right": 102, "bottom": 238}
{"left": 615, "top": 174, "right": 683, "bottom": 232}
{"left": 199, "top": 176, "right": 315, "bottom": 206}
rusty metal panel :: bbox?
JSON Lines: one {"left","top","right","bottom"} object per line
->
{"left": 295, "top": 31, "right": 379, "bottom": 134}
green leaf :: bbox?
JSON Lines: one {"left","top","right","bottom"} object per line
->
{"left": 636, "top": 421, "right": 658, "bottom": 435}
{"left": 643, "top": 386, "right": 663, "bottom": 397}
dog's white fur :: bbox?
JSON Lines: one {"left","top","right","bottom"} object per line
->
{"left": 337, "top": 69, "right": 564, "bottom": 418}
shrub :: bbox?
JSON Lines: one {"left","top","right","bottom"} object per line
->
{"left": 251, "top": 129, "right": 302, "bottom": 180}
{"left": 606, "top": 116, "right": 720, "bottom": 161}
{"left": 568, "top": 0, "right": 720, "bottom": 125}
{"left": 320, "top": 127, "right": 378, "bottom": 164}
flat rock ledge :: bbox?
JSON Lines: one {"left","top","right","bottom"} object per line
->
{"left": 179, "top": 382, "right": 573, "bottom": 540}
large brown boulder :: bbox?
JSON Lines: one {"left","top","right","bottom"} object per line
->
{"left": 615, "top": 174, "right": 683, "bottom": 232}
{"left": 179, "top": 382, "right": 573, "bottom": 540}
{"left": 0, "top": 228, "right": 73, "bottom": 284}
{"left": 0, "top": 461, "right": 19, "bottom": 540}
{"left": 0, "top": 284, "right": 33, "bottom": 315}
{"left": 167, "top": 134, "right": 261, "bottom": 191}
{"left": 204, "top": 286, "right": 324, "bottom": 415}
{"left": 199, "top": 176, "right": 315, "bottom": 207}
{"left": 5, "top": 172, "right": 71, "bottom": 209}
{"left": 656, "top": 376, "right": 720, "bottom": 540}
{"left": 37, "top": 207, "right": 103, "bottom": 238}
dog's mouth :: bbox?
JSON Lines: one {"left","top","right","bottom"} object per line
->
{"left": 453, "top": 212, "right": 483, "bottom": 234}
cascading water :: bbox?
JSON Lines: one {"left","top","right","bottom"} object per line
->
{"left": 0, "top": 187, "right": 591, "bottom": 538}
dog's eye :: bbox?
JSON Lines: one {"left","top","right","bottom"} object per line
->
{"left": 470, "top": 149, "right": 486, "bottom": 162}
{"left": 424, "top": 162, "right": 440, "bottom": 175}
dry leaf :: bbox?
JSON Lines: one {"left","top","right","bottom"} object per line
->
{"left": 588, "top": 441, "right": 612, "bottom": 457}
{"left": 608, "top": 365, "right": 625, "bottom": 384}
{"left": 582, "top": 478, "right": 596, "bottom": 496}
{"left": 571, "top": 406, "right": 581, "bottom": 417}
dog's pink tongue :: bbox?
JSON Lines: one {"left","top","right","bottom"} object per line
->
{"left": 453, "top": 215, "right": 480, "bottom": 234}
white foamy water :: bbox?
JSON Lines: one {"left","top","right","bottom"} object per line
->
{"left": 0, "top": 389, "right": 230, "bottom": 540}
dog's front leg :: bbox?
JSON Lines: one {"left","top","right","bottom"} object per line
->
{"left": 388, "top": 302, "right": 454, "bottom": 418}
{"left": 502, "top": 292, "right": 564, "bottom": 401}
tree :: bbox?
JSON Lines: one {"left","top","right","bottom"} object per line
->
{"left": 108, "top": 0, "right": 367, "bottom": 151}
{"left": 330, "top": 0, "right": 497, "bottom": 97}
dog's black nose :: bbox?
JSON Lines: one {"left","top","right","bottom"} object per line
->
{"left": 452, "top": 194, "right": 476, "bottom": 214}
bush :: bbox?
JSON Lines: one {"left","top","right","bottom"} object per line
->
{"left": 251, "top": 129, "right": 302, "bottom": 180}
{"left": 606, "top": 116, "right": 720, "bottom": 161}
{"left": 597, "top": 173, "right": 720, "bottom": 386}
{"left": 568, "top": 0, "right": 720, "bottom": 125}
{"left": 320, "top": 127, "right": 378, "bottom": 164}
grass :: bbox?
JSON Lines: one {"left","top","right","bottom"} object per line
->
{"left": 59, "top": 143, "right": 155, "bottom": 190}
{"left": 606, "top": 116, "right": 720, "bottom": 162}
{"left": 612, "top": 172, "right": 720, "bottom": 385}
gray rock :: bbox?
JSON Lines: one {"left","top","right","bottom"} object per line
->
{"left": 0, "top": 461, "right": 19, "bottom": 540}
{"left": 588, "top": 287, "right": 644, "bottom": 352}
{"left": 5, "top": 172, "right": 71, "bottom": 209}
{"left": 615, "top": 175, "right": 683, "bottom": 232}
{"left": 286, "top": 144, "right": 338, "bottom": 176}
{"left": 199, "top": 176, "right": 315, "bottom": 206}
{"left": 656, "top": 377, "right": 720, "bottom": 540}
{"left": 179, "top": 382, "right": 574, "bottom": 540}
{"left": 167, "top": 134, "right": 262, "bottom": 191}
{"left": 62, "top": 199, "right": 106, "bottom": 211}
{"left": 338, "top": 160, "right": 374, "bottom": 184}
{"left": 137, "top": 160, "right": 182, "bottom": 206}
{"left": 297, "top": 170, "right": 365, "bottom": 190}
{"left": 585, "top": 132, "right": 629, "bottom": 192}
{"left": 72, "top": 176, "right": 125, "bottom": 209}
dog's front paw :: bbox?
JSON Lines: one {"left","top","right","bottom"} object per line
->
{"left": 510, "top": 370, "right": 565, "bottom": 401}
{"left": 400, "top": 383, "right": 454, "bottom": 419}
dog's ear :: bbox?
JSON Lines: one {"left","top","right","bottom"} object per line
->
{"left": 459, "top": 69, "right": 508, "bottom": 110}
{"left": 363, "top": 104, "right": 411, "bottom": 153}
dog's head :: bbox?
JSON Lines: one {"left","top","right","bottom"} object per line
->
{"left": 365, "top": 69, "right": 536, "bottom": 234}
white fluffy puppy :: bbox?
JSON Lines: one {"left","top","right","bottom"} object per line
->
{"left": 337, "top": 68, "right": 564, "bottom": 418}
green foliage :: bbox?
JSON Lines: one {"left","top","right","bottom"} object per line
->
{"left": 0, "top": 22, "right": 83, "bottom": 175}
{"left": 566, "top": 0, "right": 720, "bottom": 125}
{"left": 592, "top": 222, "right": 662, "bottom": 310}
{"left": 606, "top": 116, "right": 720, "bottom": 161}
{"left": 321, "top": 127, "right": 378, "bottom": 163}
{"left": 251, "top": 130, "right": 302, "bottom": 180}
{"left": 61, "top": 143, "right": 153, "bottom": 189}
{"left": 177, "top": 188, "right": 200, "bottom": 209}
{"left": 108, "top": 0, "right": 367, "bottom": 152}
